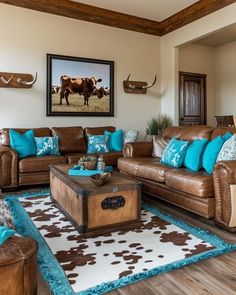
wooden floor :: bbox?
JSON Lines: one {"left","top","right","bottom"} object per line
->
{"left": 35, "top": 193, "right": 236, "bottom": 295}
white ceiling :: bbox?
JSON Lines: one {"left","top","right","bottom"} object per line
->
{"left": 194, "top": 23, "right": 236, "bottom": 47}
{"left": 75, "top": 0, "right": 199, "bottom": 22}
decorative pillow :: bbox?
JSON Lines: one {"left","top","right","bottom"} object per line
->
{"left": 123, "top": 130, "right": 139, "bottom": 144}
{"left": 0, "top": 200, "right": 15, "bottom": 229}
{"left": 9, "top": 129, "right": 37, "bottom": 159}
{"left": 105, "top": 129, "right": 124, "bottom": 152}
{"left": 183, "top": 139, "right": 209, "bottom": 171}
{"left": 202, "top": 135, "right": 225, "bottom": 174}
{"left": 87, "top": 135, "right": 109, "bottom": 153}
{"left": 161, "top": 138, "right": 189, "bottom": 168}
{"left": 222, "top": 131, "right": 232, "bottom": 141}
{"left": 0, "top": 226, "right": 15, "bottom": 245}
{"left": 152, "top": 136, "right": 169, "bottom": 158}
{"left": 35, "top": 136, "right": 60, "bottom": 156}
{"left": 217, "top": 134, "right": 236, "bottom": 162}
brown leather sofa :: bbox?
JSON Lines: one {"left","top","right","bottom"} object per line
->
{"left": 118, "top": 125, "right": 236, "bottom": 232}
{"left": 0, "top": 126, "right": 122, "bottom": 189}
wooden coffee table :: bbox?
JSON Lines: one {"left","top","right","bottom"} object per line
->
{"left": 50, "top": 164, "right": 142, "bottom": 237}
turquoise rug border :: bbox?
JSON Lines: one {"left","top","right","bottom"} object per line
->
{"left": 5, "top": 190, "right": 236, "bottom": 295}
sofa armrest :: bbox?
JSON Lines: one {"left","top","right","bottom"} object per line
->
{"left": 123, "top": 142, "right": 153, "bottom": 158}
{"left": 0, "top": 146, "right": 18, "bottom": 189}
{"left": 213, "top": 161, "right": 236, "bottom": 231}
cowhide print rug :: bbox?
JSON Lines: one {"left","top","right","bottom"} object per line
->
{"left": 5, "top": 191, "right": 235, "bottom": 295}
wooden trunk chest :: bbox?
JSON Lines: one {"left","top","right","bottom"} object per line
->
{"left": 50, "top": 164, "right": 141, "bottom": 236}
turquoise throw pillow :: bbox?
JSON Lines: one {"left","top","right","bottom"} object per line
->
{"left": 35, "top": 136, "right": 60, "bottom": 156}
{"left": 161, "top": 138, "right": 189, "bottom": 168}
{"left": 184, "top": 139, "right": 209, "bottom": 171}
{"left": 222, "top": 131, "right": 232, "bottom": 141}
{"left": 9, "top": 129, "right": 37, "bottom": 159}
{"left": 202, "top": 135, "right": 225, "bottom": 174}
{"left": 87, "top": 135, "right": 109, "bottom": 153}
{"left": 105, "top": 129, "right": 124, "bottom": 152}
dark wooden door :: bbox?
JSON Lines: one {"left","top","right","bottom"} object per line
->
{"left": 179, "top": 72, "right": 206, "bottom": 126}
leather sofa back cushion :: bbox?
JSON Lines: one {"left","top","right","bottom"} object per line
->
{"left": 211, "top": 127, "right": 236, "bottom": 139}
{"left": 162, "top": 126, "right": 213, "bottom": 141}
{"left": 84, "top": 126, "right": 115, "bottom": 140}
{"left": 0, "top": 128, "right": 51, "bottom": 147}
{"left": 51, "top": 126, "right": 86, "bottom": 153}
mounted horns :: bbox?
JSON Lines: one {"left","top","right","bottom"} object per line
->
{"left": 0, "top": 74, "right": 14, "bottom": 85}
{"left": 17, "top": 72, "right": 37, "bottom": 86}
{"left": 126, "top": 74, "right": 157, "bottom": 89}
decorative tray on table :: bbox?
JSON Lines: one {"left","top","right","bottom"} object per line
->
{"left": 68, "top": 165, "right": 113, "bottom": 176}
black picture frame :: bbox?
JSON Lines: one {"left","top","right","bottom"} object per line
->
{"left": 46, "top": 54, "right": 114, "bottom": 116}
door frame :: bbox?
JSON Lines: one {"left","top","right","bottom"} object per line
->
{"left": 179, "top": 71, "right": 207, "bottom": 126}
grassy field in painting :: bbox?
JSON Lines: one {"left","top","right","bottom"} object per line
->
{"left": 51, "top": 93, "right": 110, "bottom": 113}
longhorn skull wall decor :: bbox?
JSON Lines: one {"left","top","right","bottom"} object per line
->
{"left": 0, "top": 72, "right": 37, "bottom": 88}
{"left": 123, "top": 74, "right": 157, "bottom": 94}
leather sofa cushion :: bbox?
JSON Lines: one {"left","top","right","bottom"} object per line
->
{"left": 84, "top": 126, "right": 115, "bottom": 141}
{"left": 19, "top": 155, "right": 67, "bottom": 173}
{"left": 65, "top": 151, "right": 123, "bottom": 166}
{"left": 211, "top": 127, "right": 236, "bottom": 139}
{"left": 51, "top": 126, "right": 86, "bottom": 153}
{"left": 162, "top": 126, "right": 213, "bottom": 141}
{"left": 118, "top": 157, "right": 170, "bottom": 183}
{"left": 0, "top": 128, "right": 51, "bottom": 147}
{"left": 165, "top": 168, "right": 213, "bottom": 198}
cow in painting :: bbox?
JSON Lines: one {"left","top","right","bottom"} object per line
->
{"left": 60, "top": 75, "right": 102, "bottom": 106}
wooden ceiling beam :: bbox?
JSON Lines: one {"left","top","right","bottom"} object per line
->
{"left": 159, "top": 0, "right": 236, "bottom": 36}
{"left": 0, "top": 0, "right": 161, "bottom": 36}
{"left": 0, "top": 0, "right": 235, "bottom": 36}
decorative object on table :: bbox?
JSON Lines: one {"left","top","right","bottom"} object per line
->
{"left": 90, "top": 172, "right": 111, "bottom": 186}
{"left": 0, "top": 72, "right": 37, "bottom": 88}
{"left": 46, "top": 54, "right": 114, "bottom": 116}
{"left": 87, "top": 134, "right": 109, "bottom": 153}
{"left": 123, "top": 74, "right": 157, "bottom": 94}
{"left": 97, "top": 155, "right": 106, "bottom": 171}
{"left": 68, "top": 164, "right": 113, "bottom": 176}
{"left": 35, "top": 136, "right": 60, "bottom": 156}
{"left": 123, "top": 130, "right": 139, "bottom": 144}
{"left": 6, "top": 189, "right": 236, "bottom": 295}
{"left": 78, "top": 155, "right": 97, "bottom": 170}
{"left": 146, "top": 113, "right": 173, "bottom": 139}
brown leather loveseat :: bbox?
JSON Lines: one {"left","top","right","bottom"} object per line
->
{"left": 0, "top": 126, "right": 122, "bottom": 189}
{"left": 118, "top": 125, "right": 236, "bottom": 232}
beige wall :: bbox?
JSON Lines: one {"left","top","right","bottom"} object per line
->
{"left": 179, "top": 44, "right": 215, "bottom": 126}
{"left": 160, "top": 3, "right": 236, "bottom": 124}
{"left": 0, "top": 5, "right": 161, "bottom": 138}
{"left": 215, "top": 41, "right": 236, "bottom": 116}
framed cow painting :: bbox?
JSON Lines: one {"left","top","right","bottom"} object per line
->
{"left": 46, "top": 54, "right": 114, "bottom": 116}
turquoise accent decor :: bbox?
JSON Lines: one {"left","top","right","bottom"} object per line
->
{"left": 161, "top": 138, "right": 189, "bottom": 168}
{"left": 202, "top": 135, "right": 225, "bottom": 174}
{"left": 217, "top": 134, "right": 236, "bottom": 161}
{"left": 184, "top": 139, "right": 209, "bottom": 171}
{"left": 9, "top": 129, "right": 37, "bottom": 159}
{"left": 222, "top": 131, "right": 232, "bottom": 141}
{"left": 87, "top": 135, "right": 109, "bottom": 153}
{"left": 5, "top": 190, "right": 236, "bottom": 295}
{"left": 105, "top": 129, "right": 124, "bottom": 151}
{"left": 35, "top": 136, "right": 60, "bottom": 156}
{"left": 0, "top": 226, "right": 15, "bottom": 245}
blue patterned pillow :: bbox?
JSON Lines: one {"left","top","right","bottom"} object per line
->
{"left": 123, "top": 130, "right": 139, "bottom": 144}
{"left": 35, "top": 136, "right": 60, "bottom": 156}
{"left": 87, "top": 135, "right": 109, "bottom": 153}
{"left": 161, "top": 138, "right": 189, "bottom": 168}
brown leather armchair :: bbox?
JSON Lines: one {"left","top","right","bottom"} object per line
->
{"left": 214, "top": 161, "right": 236, "bottom": 232}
